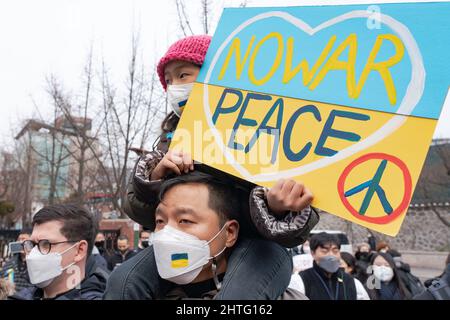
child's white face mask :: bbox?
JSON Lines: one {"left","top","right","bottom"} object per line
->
{"left": 152, "top": 224, "right": 227, "bottom": 284}
{"left": 167, "top": 83, "right": 194, "bottom": 117}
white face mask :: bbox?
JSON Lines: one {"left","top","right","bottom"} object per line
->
{"left": 26, "top": 242, "right": 78, "bottom": 288}
{"left": 167, "top": 83, "right": 194, "bottom": 117}
{"left": 149, "top": 232, "right": 155, "bottom": 246}
{"left": 152, "top": 224, "right": 227, "bottom": 285}
{"left": 373, "top": 265, "right": 394, "bottom": 282}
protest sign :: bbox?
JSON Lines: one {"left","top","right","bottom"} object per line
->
{"left": 171, "top": 2, "right": 450, "bottom": 236}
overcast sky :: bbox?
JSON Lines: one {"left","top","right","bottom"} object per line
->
{"left": 0, "top": 0, "right": 448, "bottom": 148}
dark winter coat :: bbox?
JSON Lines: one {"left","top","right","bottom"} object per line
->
{"left": 365, "top": 252, "right": 412, "bottom": 300}
{"left": 108, "top": 249, "right": 137, "bottom": 271}
{"left": 299, "top": 261, "right": 357, "bottom": 300}
{"left": 413, "top": 264, "right": 450, "bottom": 300}
{"left": 9, "top": 258, "right": 107, "bottom": 300}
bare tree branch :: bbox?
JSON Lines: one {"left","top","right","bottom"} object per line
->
{"left": 175, "top": 0, "right": 194, "bottom": 36}
{"left": 202, "top": 0, "right": 210, "bottom": 34}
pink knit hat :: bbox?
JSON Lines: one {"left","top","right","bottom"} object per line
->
{"left": 157, "top": 35, "right": 212, "bottom": 90}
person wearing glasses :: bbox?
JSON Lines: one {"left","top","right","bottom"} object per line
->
{"left": 1, "top": 229, "right": 33, "bottom": 294}
{"left": 8, "top": 204, "right": 106, "bottom": 300}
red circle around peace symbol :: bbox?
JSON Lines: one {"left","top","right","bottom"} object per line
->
{"left": 337, "top": 153, "right": 412, "bottom": 225}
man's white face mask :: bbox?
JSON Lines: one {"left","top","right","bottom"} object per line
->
{"left": 26, "top": 242, "right": 78, "bottom": 288}
{"left": 152, "top": 224, "right": 227, "bottom": 285}
{"left": 167, "top": 83, "right": 194, "bottom": 117}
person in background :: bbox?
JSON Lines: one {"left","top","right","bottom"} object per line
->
{"left": 1, "top": 229, "right": 33, "bottom": 292}
{"left": 94, "top": 232, "right": 109, "bottom": 257}
{"left": 91, "top": 245, "right": 109, "bottom": 274}
{"left": 365, "top": 252, "right": 412, "bottom": 300}
{"left": 291, "top": 240, "right": 314, "bottom": 274}
{"left": 340, "top": 251, "right": 357, "bottom": 275}
{"left": 354, "top": 242, "right": 373, "bottom": 284}
{"left": 356, "top": 242, "right": 371, "bottom": 255}
{"left": 424, "top": 253, "right": 450, "bottom": 288}
{"left": 289, "top": 232, "right": 369, "bottom": 300}
{"left": 288, "top": 240, "right": 310, "bottom": 258}
{"left": 340, "top": 251, "right": 369, "bottom": 300}
{"left": 94, "top": 232, "right": 113, "bottom": 270}
{"left": 9, "top": 204, "right": 106, "bottom": 300}
{"left": 136, "top": 229, "right": 153, "bottom": 253}
{"left": 388, "top": 249, "right": 424, "bottom": 297}
{"left": 367, "top": 234, "right": 377, "bottom": 252}
{"left": 376, "top": 241, "right": 390, "bottom": 253}
{"left": 0, "top": 278, "right": 15, "bottom": 300}
{"left": 108, "top": 235, "right": 136, "bottom": 271}
{"left": 299, "top": 240, "right": 311, "bottom": 254}
{"left": 414, "top": 253, "right": 450, "bottom": 300}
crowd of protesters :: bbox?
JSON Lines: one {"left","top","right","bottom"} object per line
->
{"left": 1, "top": 205, "right": 449, "bottom": 300}
{"left": 287, "top": 233, "right": 448, "bottom": 300}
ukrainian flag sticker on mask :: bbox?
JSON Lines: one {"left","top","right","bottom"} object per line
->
{"left": 171, "top": 253, "right": 189, "bottom": 268}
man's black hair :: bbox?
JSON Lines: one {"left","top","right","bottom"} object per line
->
{"left": 139, "top": 229, "right": 151, "bottom": 238}
{"left": 310, "top": 232, "right": 341, "bottom": 252}
{"left": 19, "top": 228, "right": 32, "bottom": 236}
{"left": 340, "top": 252, "right": 356, "bottom": 272}
{"left": 118, "top": 235, "right": 129, "bottom": 242}
{"left": 159, "top": 171, "right": 242, "bottom": 227}
{"left": 32, "top": 204, "right": 98, "bottom": 256}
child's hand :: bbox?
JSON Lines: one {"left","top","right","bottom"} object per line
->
{"left": 151, "top": 150, "right": 194, "bottom": 180}
{"left": 266, "top": 179, "right": 313, "bottom": 216}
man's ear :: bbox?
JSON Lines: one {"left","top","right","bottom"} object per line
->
{"left": 73, "top": 240, "right": 88, "bottom": 263}
{"left": 225, "top": 220, "right": 239, "bottom": 248}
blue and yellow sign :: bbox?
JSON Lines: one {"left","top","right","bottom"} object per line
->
{"left": 171, "top": 3, "right": 450, "bottom": 236}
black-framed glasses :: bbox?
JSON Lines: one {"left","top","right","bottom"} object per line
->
{"left": 22, "top": 239, "right": 79, "bottom": 255}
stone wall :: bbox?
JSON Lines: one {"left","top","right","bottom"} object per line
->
{"left": 314, "top": 206, "right": 450, "bottom": 252}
